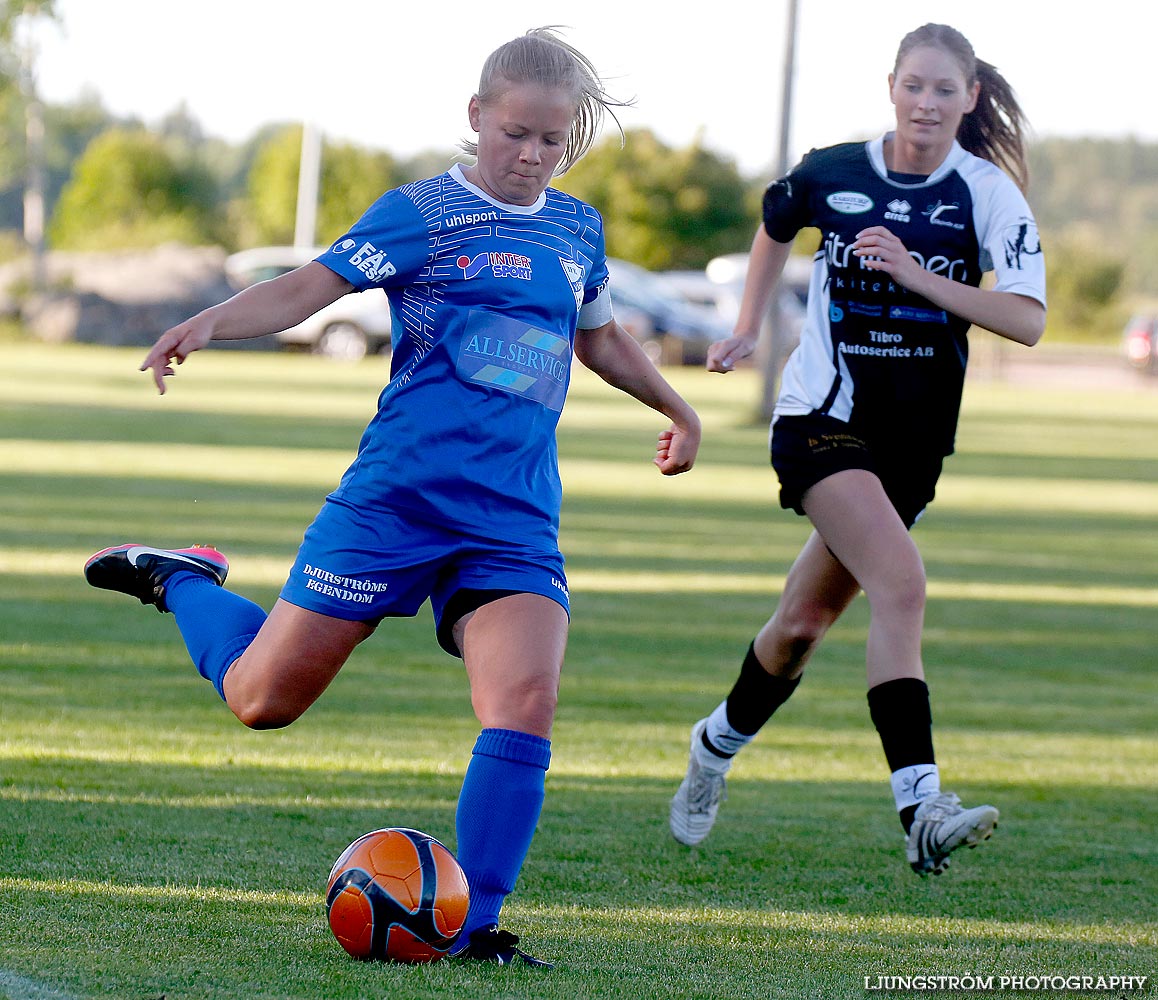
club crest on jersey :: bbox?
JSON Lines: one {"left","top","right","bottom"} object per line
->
{"left": 826, "top": 191, "right": 874, "bottom": 214}
{"left": 558, "top": 257, "right": 586, "bottom": 311}
{"left": 457, "top": 251, "right": 533, "bottom": 280}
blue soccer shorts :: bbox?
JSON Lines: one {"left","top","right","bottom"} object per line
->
{"left": 279, "top": 497, "right": 570, "bottom": 655}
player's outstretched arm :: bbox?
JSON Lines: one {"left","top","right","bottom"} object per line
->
{"left": 707, "top": 228, "right": 795, "bottom": 373}
{"left": 574, "top": 319, "right": 701, "bottom": 475}
{"left": 140, "top": 262, "right": 355, "bottom": 393}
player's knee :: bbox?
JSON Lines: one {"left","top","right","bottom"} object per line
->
{"left": 227, "top": 683, "right": 308, "bottom": 730}
{"left": 473, "top": 674, "right": 558, "bottom": 735}
{"left": 775, "top": 599, "right": 839, "bottom": 651}
{"left": 512, "top": 677, "right": 558, "bottom": 726}
{"left": 868, "top": 564, "right": 927, "bottom": 623}
{"left": 231, "top": 702, "right": 296, "bottom": 731}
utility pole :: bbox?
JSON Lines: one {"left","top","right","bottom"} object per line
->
{"left": 19, "top": 3, "right": 46, "bottom": 292}
{"left": 294, "top": 121, "right": 322, "bottom": 250}
{"left": 758, "top": 0, "right": 799, "bottom": 421}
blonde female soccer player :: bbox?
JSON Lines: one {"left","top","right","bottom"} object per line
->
{"left": 86, "top": 27, "right": 701, "bottom": 966}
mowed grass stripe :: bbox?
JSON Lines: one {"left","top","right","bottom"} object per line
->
{"left": 4, "top": 546, "right": 1157, "bottom": 606}
{"left": 0, "top": 343, "right": 1154, "bottom": 999}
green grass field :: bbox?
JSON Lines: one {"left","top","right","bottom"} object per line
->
{"left": 1, "top": 342, "right": 1155, "bottom": 1000}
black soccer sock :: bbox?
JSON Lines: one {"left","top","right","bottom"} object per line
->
{"left": 894, "top": 805, "right": 916, "bottom": 833}
{"left": 722, "top": 642, "right": 802, "bottom": 736}
{"left": 867, "top": 677, "right": 936, "bottom": 833}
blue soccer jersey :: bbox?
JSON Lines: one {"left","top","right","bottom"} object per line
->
{"left": 766, "top": 134, "right": 1046, "bottom": 455}
{"left": 315, "top": 164, "right": 612, "bottom": 547}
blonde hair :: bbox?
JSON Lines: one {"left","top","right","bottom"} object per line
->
{"left": 460, "top": 26, "right": 632, "bottom": 174}
{"left": 895, "top": 23, "right": 1031, "bottom": 192}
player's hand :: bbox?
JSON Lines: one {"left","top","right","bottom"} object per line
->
{"left": 139, "top": 315, "right": 215, "bottom": 394}
{"left": 654, "top": 417, "right": 701, "bottom": 476}
{"left": 852, "top": 225, "right": 921, "bottom": 286}
{"left": 706, "top": 334, "right": 757, "bottom": 373}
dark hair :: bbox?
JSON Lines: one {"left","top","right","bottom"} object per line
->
{"left": 460, "top": 26, "right": 633, "bottom": 175}
{"left": 895, "top": 23, "right": 1030, "bottom": 191}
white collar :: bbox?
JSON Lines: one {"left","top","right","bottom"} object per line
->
{"left": 448, "top": 162, "right": 546, "bottom": 214}
{"left": 867, "top": 132, "right": 968, "bottom": 186}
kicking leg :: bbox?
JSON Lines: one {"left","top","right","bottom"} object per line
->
{"left": 221, "top": 599, "right": 374, "bottom": 729}
{"left": 83, "top": 543, "right": 373, "bottom": 729}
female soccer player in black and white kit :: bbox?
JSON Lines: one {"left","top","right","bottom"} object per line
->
{"left": 669, "top": 23, "right": 1046, "bottom": 876}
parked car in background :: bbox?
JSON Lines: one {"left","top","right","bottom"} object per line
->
{"left": 224, "top": 246, "right": 392, "bottom": 361}
{"left": 1122, "top": 313, "right": 1157, "bottom": 374}
{"left": 606, "top": 257, "right": 732, "bottom": 365}
{"left": 660, "top": 268, "right": 743, "bottom": 327}
{"left": 700, "top": 252, "right": 811, "bottom": 345}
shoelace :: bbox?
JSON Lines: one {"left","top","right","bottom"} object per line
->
{"left": 686, "top": 765, "right": 727, "bottom": 811}
{"left": 916, "top": 792, "right": 963, "bottom": 822}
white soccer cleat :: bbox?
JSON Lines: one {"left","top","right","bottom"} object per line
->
{"left": 669, "top": 719, "right": 729, "bottom": 846}
{"left": 905, "top": 791, "right": 999, "bottom": 876}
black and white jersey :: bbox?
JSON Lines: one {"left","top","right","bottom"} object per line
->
{"left": 765, "top": 133, "right": 1046, "bottom": 455}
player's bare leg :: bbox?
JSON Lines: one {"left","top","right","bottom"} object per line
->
{"left": 671, "top": 532, "right": 860, "bottom": 845}
{"left": 456, "top": 593, "right": 567, "bottom": 738}
{"left": 222, "top": 600, "right": 375, "bottom": 729}
{"left": 801, "top": 469, "right": 926, "bottom": 687}
{"left": 806, "top": 471, "right": 998, "bottom": 874}
{"left": 449, "top": 593, "right": 566, "bottom": 966}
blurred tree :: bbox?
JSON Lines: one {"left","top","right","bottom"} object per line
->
{"left": 242, "top": 125, "right": 315, "bottom": 245}
{"left": 0, "top": 0, "right": 56, "bottom": 38}
{"left": 0, "top": 78, "right": 27, "bottom": 226}
{"left": 0, "top": 0, "right": 59, "bottom": 111}
{"left": 1042, "top": 227, "right": 1126, "bottom": 341}
{"left": 0, "top": 0, "right": 59, "bottom": 271}
{"left": 1, "top": 86, "right": 131, "bottom": 233}
{"left": 398, "top": 147, "right": 461, "bottom": 185}
{"left": 1029, "top": 137, "right": 1158, "bottom": 297}
{"left": 241, "top": 124, "right": 402, "bottom": 247}
{"left": 48, "top": 127, "right": 222, "bottom": 249}
{"left": 558, "top": 128, "right": 757, "bottom": 269}
{"left": 314, "top": 138, "right": 402, "bottom": 243}
{"left": 155, "top": 101, "right": 205, "bottom": 148}
{"left": 38, "top": 92, "right": 110, "bottom": 207}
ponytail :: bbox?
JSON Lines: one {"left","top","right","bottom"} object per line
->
{"left": 958, "top": 58, "right": 1030, "bottom": 192}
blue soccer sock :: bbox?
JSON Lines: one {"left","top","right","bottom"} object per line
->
{"left": 452, "top": 728, "right": 551, "bottom": 944}
{"left": 164, "top": 571, "right": 267, "bottom": 700}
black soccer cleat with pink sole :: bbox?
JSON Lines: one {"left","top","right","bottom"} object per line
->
{"left": 84, "top": 544, "right": 229, "bottom": 613}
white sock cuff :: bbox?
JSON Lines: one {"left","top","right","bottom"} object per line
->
{"left": 889, "top": 764, "right": 940, "bottom": 811}
{"left": 699, "top": 701, "right": 751, "bottom": 760}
